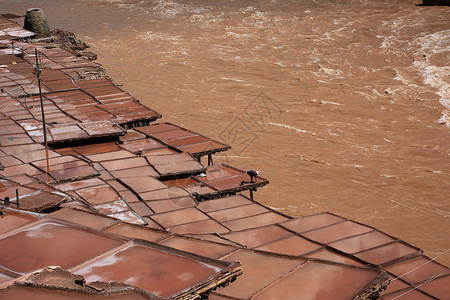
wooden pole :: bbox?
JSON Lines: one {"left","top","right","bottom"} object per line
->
{"left": 35, "top": 49, "right": 48, "bottom": 149}
{"left": 15, "top": 189, "right": 20, "bottom": 208}
{"left": 35, "top": 49, "right": 51, "bottom": 181}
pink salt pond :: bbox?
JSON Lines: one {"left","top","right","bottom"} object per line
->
{"left": 72, "top": 243, "right": 225, "bottom": 298}
{"left": 386, "top": 255, "right": 450, "bottom": 284}
{"left": 51, "top": 209, "right": 117, "bottom": 230}
{"left": 0, "top": 286, "right": 149, "bottom": 300}
{"left": 301, "top": 220, "right": 373, "bottom": 244}
{"left": 0, "top": 210, "right": 38, "bottom": 236}
{"left": 218, "top": 250, "right": 303, "bottom": 299}
{"left": 223, "top": 225, "right": 293, "bottom": 248}
{"left": 252, "top": 261, "right": 380, "bottom": 300}
{"left": 76, "top": 184, "right": 121, "bottom": 205}
{"left": 105, "top": 223, "right": 169, "bottom": 242}
{"left": 0, "top": 220, "right": 124, "bottom": 274}
{"left": 280, "top": 212, "right": 345, "bottom": 234}
{"left": 160, "top": 237, "right": 236, "bottom": 259}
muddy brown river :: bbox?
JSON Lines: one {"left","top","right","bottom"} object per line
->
{"left": 1, "top": 0, "right": 449, "bottom": 265}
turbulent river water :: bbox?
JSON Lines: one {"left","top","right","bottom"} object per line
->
{"left": 2, "top": 0, "right": 449, "bottom": 265}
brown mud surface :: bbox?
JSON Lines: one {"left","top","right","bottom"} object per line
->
{"left": 50, "top": 29, "right": 98, "bottom": 60}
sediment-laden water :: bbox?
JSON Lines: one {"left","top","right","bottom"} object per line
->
{"left": 1, "top": 0, "right": 449, "bottom": 265}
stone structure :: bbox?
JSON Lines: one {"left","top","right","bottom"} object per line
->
{"left": 23, "top": 8, "right": 51, "bottom": 38}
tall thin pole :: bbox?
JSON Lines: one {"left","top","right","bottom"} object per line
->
{"left": 35, "top": 49, "right": 48, "bottom": 149}
{"left": 35, "top": 49, "right": 50, "bottom": 181}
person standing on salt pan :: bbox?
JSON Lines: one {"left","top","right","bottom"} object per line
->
{"left": 247, "top": 170, "right": 260, "bottom": 183}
